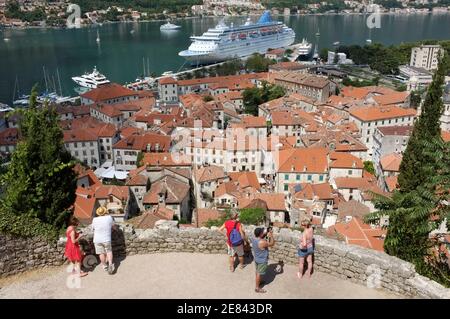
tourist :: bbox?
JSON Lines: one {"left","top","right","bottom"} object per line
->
{"left": 92, "top": 206, "right": 116, "bottom": 275}
{"left": 252, "top": 227, "right": 275, "bottom": 293}
{"left": 297, "top": 218, "right": 314, "bottom": 279}
{"left": 64, "top": 216, "right": 88, "bottom": 277}
{"left": 218, "top": 211, "right": 246, "bottom": 272}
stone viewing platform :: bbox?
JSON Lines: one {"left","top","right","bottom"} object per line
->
{"left": 1, "top": 224, "right": 449, "bottom": 299}
{"left": 0, "top": 253, "right": 397, "bottom": 299}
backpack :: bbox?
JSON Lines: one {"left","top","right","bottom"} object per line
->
{"left": 229, "top": 221, "right": 243, "bottom": 247}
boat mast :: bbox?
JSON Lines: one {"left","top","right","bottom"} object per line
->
{"left": 57, "top": 68, "right": 63, "bottom": 96}
{"left": 43, "top": 66, "right": 48, "bottom": 93}
{"left": 143, "top": 57, "right": 146, "bottom": 77}
{"left": 147, "top": 57, "right": 150, "bottom": 77}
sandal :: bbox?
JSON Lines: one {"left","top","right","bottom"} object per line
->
{"left": 297, "top": 272, "right": 303, "bottom": 279}
{"left": 79, "top": 272, "right": 88, "bottom": 277}
{"left": 255, "top": 288, "right": 266, "bottom": 293}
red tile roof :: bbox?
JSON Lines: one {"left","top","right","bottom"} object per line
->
{"left": 329, "top": 152, "right": 363, "bottom": 169}
{"left": 114, "top": 133, "right": 171, "bottom": 151}
{"left": 327, "top": 217, "right": 386, "bottom": 252}
{"left": 278, "top": 147, "right": 328, "bottom": 173}
{"left": 349, "top": 105, "right": 416, "bottom": 122}
{"left": 81, "top": 83, "right": 137, "bottom": 102}
{"left": 380, "top": 153, "right": 402, "bottom": 172}
{"left": 194, "top": 208, "right": 224, "bottom": 227}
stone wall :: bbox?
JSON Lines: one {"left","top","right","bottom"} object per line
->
{"left": 0, "top": 233, "right": 65, "bottom": 278}
{"left": 1, "top": 224, "right": 450, "bottom": 299}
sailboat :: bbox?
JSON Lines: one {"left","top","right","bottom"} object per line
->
{"left": 96, "top": 30, "right": 100, "bottom": 43}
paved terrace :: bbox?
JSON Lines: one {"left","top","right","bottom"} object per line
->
{"left": 0, "top": 253, "right": 399, "bottom": 299}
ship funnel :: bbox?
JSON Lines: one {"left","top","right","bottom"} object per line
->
{"left": 258, "top": 10, "right": 272, "bottom": 24}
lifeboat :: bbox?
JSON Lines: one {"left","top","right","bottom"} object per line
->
{"left": 239, "top": 33, "right": 247, "bottom": 39}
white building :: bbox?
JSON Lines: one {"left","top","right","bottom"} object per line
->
{"left": 409, "top": 45, "right": 443, "bottom": 71}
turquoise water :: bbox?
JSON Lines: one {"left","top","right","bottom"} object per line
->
{"left": 1, "top": 13, "right": 450, "bottom": 104}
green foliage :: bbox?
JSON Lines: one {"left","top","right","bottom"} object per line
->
{"left": 319, "top": 48, "right": 329, "bottom": 61}
{"left": 337, "top": 40, "right": 450, "bottom": 75}
{"left": 243, "top": 82, "right": 285, "bottom": 116}
{"left": 363, "top": 161, "right": 376, "bottom": 176}
{"left": 342, "top": 77, "right": 379, "bottom": 87}
{"left": 202, "top": 95, "right": 214, "bottom": 102}
{"left": 366, "top": 55, "right": 450, "bottom": 287}
{"left": 5, "top": 1, "right": 46, "bottom": 22}
{"left": 245, "top": 53, "right": 275, "bottom": 73}
{"left": 72, "top": 0, "right": 202, "bottom": 14}
{"left": 238, "top": 208, "right": 265, "bottom": 225}
{"left": 204, "top": 209, "right": 231, "bottom": 227}
{"left": 398, "top": 54, "right": 448, "bottom": 191}
{"left": 136, "top": 151, "right": 144, "bottom": 167}
{"left": 409, "top": 90, "right": 423, "bottom": 109}
{"left": 0, "top": 85, "right": 77, "bottom": 238}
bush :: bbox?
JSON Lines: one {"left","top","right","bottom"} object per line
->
{"left": 238, "top": 208, "right": 265, "bottom": 225}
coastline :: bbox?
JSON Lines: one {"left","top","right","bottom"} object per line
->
{"left": 2, "top": 11, "right": 449, "bottom": 31}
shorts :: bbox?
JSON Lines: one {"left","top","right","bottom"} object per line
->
{"left": 298, "top": 247, "right": 314, "bottom": 258}
{"left": 94, "top": 242, "right": 112, "bottom": 255}
{"left": 227, "top": 244, "right": 244, "bottom": 257}
{"left": 255, "top": 262, "right": 268, "bottom": 275}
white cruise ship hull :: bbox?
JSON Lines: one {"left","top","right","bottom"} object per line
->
{"left": 180, "top": 33, "right": 295, "bottom": 65}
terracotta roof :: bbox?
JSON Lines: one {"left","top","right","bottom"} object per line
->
{"left": 267, "top": 48, "right": 285, "bottom": 55}
{"left": 327, "top": 217, "right": 386, "bottom": 252}
{"left": 113, "top": 133, "right": 171, "bottom": 151}
{"left": 143, "top": 176, "right": 189, "bottom": 204}
{"left": 126, "top": 174, "right": 148, "bottom": 186}
{"left": 194, "top": 208, "right": 223, "bottom": 227}
{"left": 277, "top": 147, "right": 328, "bottom": 173}
{"left": 241, "top": 115, "right": 267, "bottom": 128}
{"left": 0, "top": 128, "right": 19, "bottom": 146}
{"left": 94, "top": 185, "right": 129, "bottom": 201}
{"left": 142, "top": 152, "right": 191, "bottom": 167}
{"left": 334, "top": 177, "right": 373, "bottom": 189}
{"left": 329, "top": 152, "right": 363, "bottom": 169}
{"left": 238, "top": 193, "right": 286, "bottom": 211}
{"left": 372, "top": 91, "right": 409, "bottom": 106}
{"left": 159, "top": 77, "right": 177, "bottom": 85}
{"left": 214, "top": 181, "right": 239, "bottom": 198}
{"left": 337, "top": 200, "right": 371, "bottom": 219}
{"left": 60, "top": 117, "right": 118, "bottom": 138}
{"left": 80, "top": 83, "right": 137, "bottom": 102}
{"left": 127, "top": 206, "right": 174, "bottom": 229}
{"left": 292, "top": 182, "right": 334, "bottom": 201}
{"left": 73, "top": 194, "right": 96, "bottom": 224}
{"left": 194, "top": 165, "right": 226, "bottom": 183}
{"left": 377, "top": 125, "right": 413, "bottom": 136}
{"left": 349, "top": 105, "right": 416, "bottom": 122}
{"left": 380, "top": 153, "right": 402, "bottom": 172}
{"left": 63, "top": 129, "right": 98, "bottom": 143}
{"left": 340, "top": 86, "right": 397, "bottom": 100}
{"left": 228, "top": 171, "right": 261, "bottom": 190}
{"left": 385, "top": 175, "right": 399, "bottom": 192}
{"left": 269, "top": 62, "right": 308, "bottom": 71}
{"left": 273, "top": 72, "right": 331, "bottom": 89}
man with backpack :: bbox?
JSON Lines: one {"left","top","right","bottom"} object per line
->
{"left": 219, "top": 211, "right": 246, "bottom": 272}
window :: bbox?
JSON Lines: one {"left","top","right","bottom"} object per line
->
{"left": 348, "top": 170, "right": 352, "bottom": 175}
{"left": 296, "top": 174, "right": 300, "bottom": 181}
{"left": 285, "top": 174, "right": 289, "bottom": 180}
{"left": 284, "top": 184, "right": 289, "bottom": 191}
{"left": 91, "top": 150, "right": 95, "bottom": 155}
{"left": 307, "top": 175, "right": 312, "bottom": 181}
{"left": 90, "top": 142, "right": 94, "bottom": 147}
{"left": 319, "top": 175, "right": 324, "bottom": 181}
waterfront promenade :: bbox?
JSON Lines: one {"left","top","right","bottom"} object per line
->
{"left": 0, "top": 253, "right": 399, "bottom": 299}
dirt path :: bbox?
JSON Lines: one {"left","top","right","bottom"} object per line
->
{"left": 0, "top": 253, "right": 400, "bottom": 299}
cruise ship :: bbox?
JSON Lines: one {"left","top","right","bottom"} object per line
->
{"left": 179, "top": 11, "right": 295, "bottom": 65}
{"left": 72, "top": 67, "right": 110, "bottom": 89}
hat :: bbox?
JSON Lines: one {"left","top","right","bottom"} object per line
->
{"left": 96, "top": 206, "right": 107, "bottom": 216}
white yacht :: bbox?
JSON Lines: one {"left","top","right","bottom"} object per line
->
{"left": 72, "top": 66, "right": 110, "bottom": 89}
{"left": 179, "top": 11, "right": 295, "bottom": 65}
{"left": 298, "top": 38, "right": 312, "bottom": 57}
{"left": 160, "top": 21, "right": 181, "bottom": 31}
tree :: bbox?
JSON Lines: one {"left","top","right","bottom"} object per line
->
{"left": 136, "top": 151, "right": 144, "bottom": 167}
{"left": 398, "top": 54, "right": 448, "bottom": 192}
{"left": 245, "top": 53, "right": 274, "bottom": 72}
{"left": 410, "top": 90, "right": 423, "bottom": 109}
{"left": 0, "top": 85, "right": 77, "bottom": 233}
{"left": 363, "top": 161, "right": 376, "bottom": 176}
{"left": 239, "top": 208, "right": 265, "bottom": 225}
{"left": 366, "top": 54, "right": 450, "bottom": 287}
{"left": 319, "top": 48, "right": 329, "bottom": 61}
{"left": 202, "top": 95, "right": 214, "bottom": 102}
{"left": 243, "top": 87, "right": 263, "bottom": 116}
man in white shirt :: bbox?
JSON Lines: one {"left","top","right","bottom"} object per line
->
{"left": 92, "top": 206, "right": 115, "bottom": 274}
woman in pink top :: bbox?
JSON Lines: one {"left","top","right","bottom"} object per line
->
{"left": 297, "top": 219, "right": 314, "bottom": 279}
